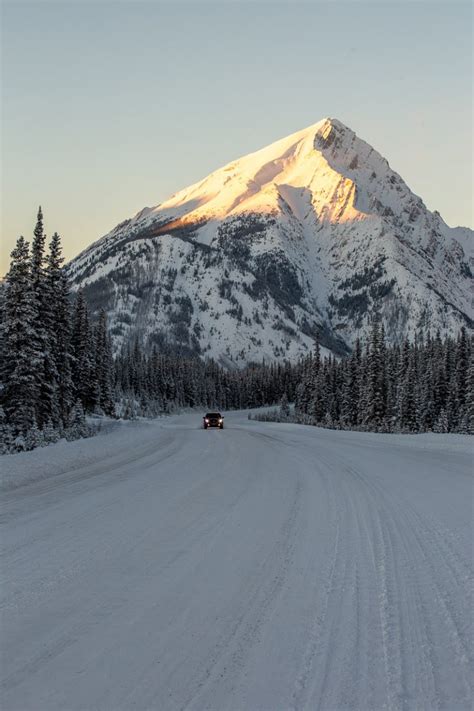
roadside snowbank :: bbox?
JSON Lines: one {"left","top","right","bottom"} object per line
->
{"left": 0, "top": 418, "right": 162, "bottom": 493}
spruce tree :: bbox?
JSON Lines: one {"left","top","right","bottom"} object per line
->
{"left": 30, "top": 206, "right": 59, "bottom": 426}
{"left": 25, "top": 418, "right": 43, "bottom": 450}
{"left": 0, "top": 405, "right": 14, "bottom": 454}
{"left": 357, "top": 340, "right": 371, "bottom": 427}
{"left": 455, "top": 327, "right": 468, "bottom": 416}
{"left": 68, "top": 400, "right": 89, "bottom": 439}
{"left": 46, "top": 232, "right": 74, "bottom": 424}
{"left": 434, "top": 408, "right": 449, "bottom": 433}
{"left": 295, "top": 352, "right": 313, "bottom": 415}
{"left": 340, "top": 358, "right": 353, "bottom": 427}
{"left": 279, "top": 392, "right": 290, "bottom": 419}
{"left": 2, "top": 238, "right": 41, "bottom": 434}
{"left": 384, "top": 345, "right": 399, "bottom": 430}
{"left": 30, "top": 206, "right": 46, "bottom": 285}
{"left": 309, "top": 365, "right": 326, "bottom": 423}
{"left": 433, "top": 331, "right": 447, "bottom": 422}
{"left": 364, "top": 320, "right": 386, "bottom": 428}
{"left": 71, "top": 290, "right": 98, "bottom": 412}
{"left": 94, "top": 310, "right": 115, "bottom": 416}
{"left": 465, "top": 346, "right": 474, "bottom": 435}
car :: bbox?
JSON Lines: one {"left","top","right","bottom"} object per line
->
{"left": 203, "top": 412, "right": 224, "bottom": 429}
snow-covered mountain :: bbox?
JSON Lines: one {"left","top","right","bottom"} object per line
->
{"left": 69, "top": 117, "right": 473, "bottom": 364}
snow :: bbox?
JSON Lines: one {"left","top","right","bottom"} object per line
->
{"left": 0, "top": 419, "right": 158, "bottom": 493}
{"left": 149, "top": 118, "right": 365, "bottom": 226}
{"left": 67, "top": 117, "right": 473, "bottom": 362}
{"left": 1, "top": 411, "right": 472, "bottom": 710}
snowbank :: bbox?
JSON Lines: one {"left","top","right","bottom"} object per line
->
{"left": 0, "top": 418, "right": 162, "bottom": 493}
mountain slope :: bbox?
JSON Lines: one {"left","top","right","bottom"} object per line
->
{"left": 69, "top": 118, "right": 473, "bottom": 363}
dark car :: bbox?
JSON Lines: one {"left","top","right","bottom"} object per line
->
{"left": 203, "top": 412, "right": 224, "bottom": 429}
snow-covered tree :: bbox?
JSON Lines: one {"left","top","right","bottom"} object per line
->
{"left": 1, "top": 237, "right": 41, "bottom": 434}
{"left": 364, "top": 320, "right": 386, "bottom": 428}
{"left": 71, "top": 290, "right": 99, "bottom": 412}
{"left": 279, "top": 392, "right": 290, "bottom": 419}
{"left": 46, "top": 232, "right": 74, "bottom": 424}
{"left": 94, "top": 310, "right": 115, "bottom": 416}
{"left": 67, "top": 400, "right": 89, "bottom": 439}
{"left": 30, "top": 206, "right": 60, "bottom": 426}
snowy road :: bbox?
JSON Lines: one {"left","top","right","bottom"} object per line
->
{"left": 1, "top": 412, "right": 472, "bottom": 711}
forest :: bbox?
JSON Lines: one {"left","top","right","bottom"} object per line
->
{"left": 1, "top": 209, "right": 472, "bottom": 454}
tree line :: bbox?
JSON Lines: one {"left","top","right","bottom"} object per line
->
{"left": 253, "top": 321, "right": 473, "bottom": 434}
{"left": 113, "top": 342, "right": 298, "bottom": 419}
{"left": 1, "top": 208, "right": 472, "bottom": 453}
{"left": 0, "top": 209, "right": 115, "bottom": 452}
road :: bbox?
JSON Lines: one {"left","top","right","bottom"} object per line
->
{"left": 1, "top": 411, "right": 472, "bottom": 710}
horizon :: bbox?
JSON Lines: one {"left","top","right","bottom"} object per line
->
{"left": 2, "top": 0, "right": 473, "bottom": 274}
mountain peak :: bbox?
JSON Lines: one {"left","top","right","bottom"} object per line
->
{"left": 69, "top": 120, "right": 473, "bottom": 365}
{"left": 314, "top": 116, "right": 351, "bottom": 145}
{"left": 146, "top": 116, "right": 371, "bottom": 227}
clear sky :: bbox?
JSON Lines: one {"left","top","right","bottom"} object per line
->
{"left": 1, "top": 0, "right": 472, "bottom": 274}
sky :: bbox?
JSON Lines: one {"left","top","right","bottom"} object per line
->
{"left": 1, "top": 0, "right": 472, "bottom": 274}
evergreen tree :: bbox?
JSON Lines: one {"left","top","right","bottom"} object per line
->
{"left": 279, "top": 392, "right": 290, "bottom": 419}
{"left": 466, "top": 347, "right": 474, "bottom": 435}
{"left": 0, "top": 406, "right": 14, "bottom": 454}
{"left": 455, "top": 327, "right": 468, "bottom": 415}
{"left": 295, "top": 352, "right": 313, "bottom": 415}
{"left": 30, "top": 206, "right": 60, "bottom": 426}
{"left": 25, "top": 418, "right": 43, "bottom": 450}
{"left": 94, "top": 310, "right": 115, "bottom": 416}
{"left": 1, "top": 238, "right": 41, "bottom": 434}
{"left": 357, "top": 340, "right": 371, "bottom": 427}
{"left": 434, "top": 408, "right": 449, "bottom": 433}
{"left": 384, "top": 345, "right": 399, "bottom": 430}
{"left": 46, "top": 232, "right": 74, "bottom": 424}
{"left": 71, "top": 290, "right": 98, "bottom": 412}
{"left": 433, "top": 331, "right": 447, "bottom": 421}
{"left": 43, "top": 418, "right": 60, "bottom": 444}
{"left": 68, "top": 400, "right": 89, "bottom": 439}
{"left": 364, "top": 320, "right": 386, "bottom": 428}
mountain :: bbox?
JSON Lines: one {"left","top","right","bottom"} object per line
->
{"left": 68, "top": 117, "right": 473, "bottom": 364}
